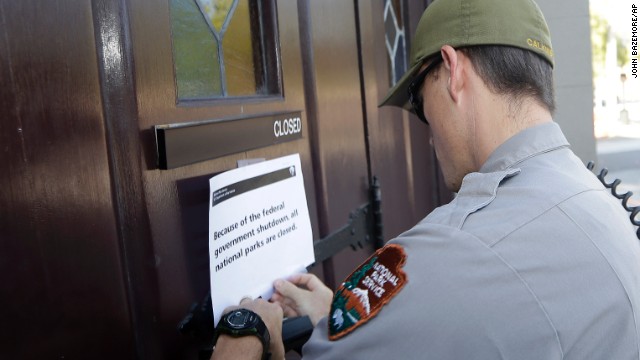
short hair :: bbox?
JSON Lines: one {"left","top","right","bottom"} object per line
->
{"left": 459, "top": 46, "right": 556, "bottom": 114}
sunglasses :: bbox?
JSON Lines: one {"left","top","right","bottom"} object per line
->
{"left": 407, "top": 56, "right": 443, "bottom": 125}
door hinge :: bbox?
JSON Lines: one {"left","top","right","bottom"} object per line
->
{"left": 312, "top": 176, "right": 384, "bottom": 264}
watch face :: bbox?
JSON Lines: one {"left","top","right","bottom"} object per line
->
{"left": 225, "top": 309, "right": 259, "bottom": 329}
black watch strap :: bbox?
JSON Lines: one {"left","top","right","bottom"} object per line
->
{"left": 213, "top": 309, "right": 271, "bottom": 360}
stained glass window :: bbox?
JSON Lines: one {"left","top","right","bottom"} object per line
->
{"left": 170, "top": 0, "right": 280, "bottom": 100}
{"left": 384, "top": 0, "right": 407, "bottom": 86}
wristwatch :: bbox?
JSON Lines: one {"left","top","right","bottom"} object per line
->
{"left": 213, "top": 308, "right": 271, "bottom": 360}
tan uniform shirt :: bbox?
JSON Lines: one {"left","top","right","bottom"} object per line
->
{"left": 303, "top": 122, "right": 640, "bottom": 359}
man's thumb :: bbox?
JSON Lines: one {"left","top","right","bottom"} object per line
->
{"left": 274, "top": 279, "right": 304, "bottom": 299}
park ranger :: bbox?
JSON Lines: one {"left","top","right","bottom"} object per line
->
{"left": 211, "top": 0, "right": 640, "bottom": 359}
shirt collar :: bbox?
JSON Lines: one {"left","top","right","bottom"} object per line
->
{"left": 480, "top": 122, "right": 570, "bottom": 173}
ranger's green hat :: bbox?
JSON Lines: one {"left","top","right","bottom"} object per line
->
{"left": 380, "top": 0, "right": 554, "bottom": 109}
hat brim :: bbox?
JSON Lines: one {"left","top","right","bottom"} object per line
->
{"left": 378, "top": 61, "right": 423, "bottom": 110}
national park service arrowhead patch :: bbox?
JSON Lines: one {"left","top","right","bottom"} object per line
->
{"left": 328, "top": 244, "right": 407, "bottom": 340}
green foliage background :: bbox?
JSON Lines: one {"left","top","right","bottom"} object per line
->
{"left": 591, "top": 12, "right": 629, "bottom": 78}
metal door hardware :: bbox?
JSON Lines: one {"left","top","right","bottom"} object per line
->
{"left": 311, "top": 176, "right": 384, "bottom": 263}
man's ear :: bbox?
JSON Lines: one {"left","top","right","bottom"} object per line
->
{"left": 440, "top": 45, "right": 463, "bottom": 103}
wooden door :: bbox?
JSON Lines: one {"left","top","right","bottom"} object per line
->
{"left": 296, "top": 0, "right": 376, "bottom": 287}
{"left": 0, "top": 0, "right": 448, "bottom": 358}
{"left": 123, "top": 0, "right": 445, "bottom": 356}
{"left": 0, "top": 0, "right": 137, "bottom": 358}
{"left": 124, "top": 0, "right": 324, "bottom": 357}
{"left": 298, "top": 0, "right": 449, "bottom": 289}
{"left": 357, "top": 0, "right": 447, "bottom": 244}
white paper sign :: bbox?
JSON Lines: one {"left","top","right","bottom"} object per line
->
{"left": 209, "top": 154, "right": 315, "bottom": 325}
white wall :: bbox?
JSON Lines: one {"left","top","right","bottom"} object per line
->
{"left": 536, "top": 0, "right": 597, "bottom": 163}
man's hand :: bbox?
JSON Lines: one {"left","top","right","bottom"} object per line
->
{"left": 211, "top": 297, "right": 285, "bottom": 360}
{"left": 271, "top": 273, "right": 333, "bottom": 327}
